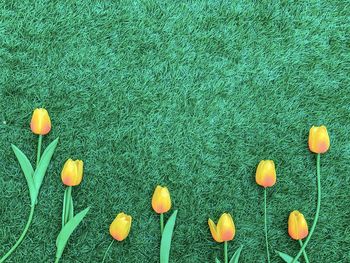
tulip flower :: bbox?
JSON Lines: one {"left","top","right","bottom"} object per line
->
{"left": 152, "top": 185, "right": 171, "bottom": 234}
{"left": 308, "top": 125, "right": 330, "bottom": 154}
{"left": 255, "top": 160, "right": 276, "bottom": 188}
{"left": 61, "top": 159, "right": 84, "bottom": 187}
{"left": 101, "top": 212, "right": 132, "bottom": 263}
{"left": 208, "top": 213, "right": 240, "bottom": 263}
{"left": 30, "top": 108, "right": 52, "bottom": 167}
{"left": 152, "top": 185, "right": 171, "bottom": 214}
{"left": 288, "top": 211, "right": 308, "bottom": 240}
{"left": 291, "top": 126, "right": 330, "bottom": 263}
{"left": 30, "top": 108, "right": 51, "bottom": 136}
{"left": 255, "top": 160, "right": 276, "bottom": 263}
{"left": 109, "top": 212, "right": 132, "bottom": 241}
{"left": 208, "top": 213, "right": 235, "bottom": 243}
{"left": 287, "top": 211, "right": 310, "bottom": 263}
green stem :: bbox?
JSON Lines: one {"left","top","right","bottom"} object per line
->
{"left": 264, "top": 188, "right": 271, "bottom": 263}
{"left": 36, "top": 135, "right": 43, "bottom": 167}
{"left": 292, "top": 153, "right": 321, "bottom": 263}
{"left": 0, "top": 205, "right": 35, "bottom": 263}
{"left": 160, "top": 213, "right": 164, "bottom": 235}
{"left": 299, "top": 240, "right": 310, "bottom": 263}
{"left": 224, "top": 241, "right": 228, "bottom": 263}
{"left": 102, "top": 239, "right": 114, "bottom": 263}
{"left": 55, "top": 257, "right": 59, "bottom": 263}
{"left": 64, "top": 186, "right": 72, "bottom": 225}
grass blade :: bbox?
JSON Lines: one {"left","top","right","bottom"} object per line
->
{"left": 160, "top": 210, "right": 178, "bottom": 263}
{"left": 215, "top": 258, "right": 221, "bottom": 263}
{"left": 11, "top": 144, "right": 36, "bottom": 205}
{"left": 56, "top": 207, "right": 90, "bottom": 260}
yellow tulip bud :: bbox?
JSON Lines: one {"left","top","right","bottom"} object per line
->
{"left": 255, "top": 160, "right": 276, "bottom": 188}
{"left": 308, "top": 125, "right": 330, "bottom": 154}
{"left": 208, "top": 213, "right": 235, "bottom": 243}
{"left": 30, "top": 108, "right": 51, "bottom": 135}
{"left": 61, "top": 159, "right": 84, "bottom": 186}
{"left": 152, "top": 185, "right": 171, "bottom": 214}
{"left": 109, "top": 212, "right": 132, "bottom": 241}
{"left": 288, "top": 210, "right": 308, "bottom": 240}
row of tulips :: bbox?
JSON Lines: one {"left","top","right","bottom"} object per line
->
{"left": 0, "top": 108, "right": 330, "bottom": 263}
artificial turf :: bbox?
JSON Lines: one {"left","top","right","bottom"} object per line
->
{"left": 0, "top": 0, "right": 349, "bottom": 262}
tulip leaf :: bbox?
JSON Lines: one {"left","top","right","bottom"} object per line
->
{"left": 276, "top": 251, "right": 300, "bottom": 263}
{"left": 33, "top": 137, "right": 59, "bottom": 194}
{"left": 215, "top": 258, "right": 221, "bottom": 263}
{"left": 160, "top": 210, "right": 178, "bottom": 263}
{"left": 56, "top": 207, "right": 90, "bottom": 260}
{"left": 11, "top": 144, "right": 37, "bottom": 206}
{"left": 229, "top": 245, "right": 243, "bottom": 263}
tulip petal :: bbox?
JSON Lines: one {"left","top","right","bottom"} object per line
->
{"left": 208, "top": 218, "right": 223, "bottom": 243}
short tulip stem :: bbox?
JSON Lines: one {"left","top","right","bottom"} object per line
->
{"left": 292, "top": 153, "right": 322, "bottom": 263}
{"left": 224, "top": 241, "right": 228, "bottom": 263}
{"left": 299, "top": 240, "right": 310, "bottom": 263}
{"left": 264, "top": 188, "right": 271, "bottom": 263}
{"left": 36, "top": 134, "right": 43, "bottom": 167}
{"left": 102, "top": 239, "right": 114, "bottom": 263}
{"left": 160, "top": 213, "right": 164, "bottom": 234}
{"left": 0, "top": 205, "right": 35, "bottom": 263}
{"left": 63, "top": 186, "right": 72, "bottom": 226}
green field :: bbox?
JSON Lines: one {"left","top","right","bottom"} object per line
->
{"left": 0, "top": 1, "right": 349, "bottom": 262}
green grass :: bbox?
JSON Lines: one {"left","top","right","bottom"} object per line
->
{"left": 0, "top": 0, "right": 349, "bottom": 262}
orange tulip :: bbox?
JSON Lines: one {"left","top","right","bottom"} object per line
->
{"left": 109, "top": 212, "right": 132, "bottom": 241}
{"left": 30, "top": 108, "right": 51, "bottom": 135}
{"left": 308, "top": 126, "right": 330, "bottom": 154}
{"left": 208, "top": 213, "right": 235, "bottom": 243}
{"left": 61, "top": 159, "right": 84, "bottom": 186}
{"left": 152, "top": 185, "right": 171, "bottom": 214}
{"left": 256, "top": 160, "right": 276, "bottom": 188}
{"left": 288, "top": 210, "right": 308, "bottom": 240}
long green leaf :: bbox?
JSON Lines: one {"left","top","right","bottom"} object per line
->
{"left": 11, "top": 144, "right": 36, "bottom": 205}
{"left": 33, "top": 137, "right": 59, "bottom": 194}
{"left": 56, "top": 207, "right": 90, "bottom": 260}
{"left": 215, "top": 258, "right": 221, "bottom": 263}
{"left": 276, "top": 251, "right": 300, "bottom": 263}
{"left": 229, "top": 245, "right": 243, "bottom": 263}
{"left": 160, "top": 210, "right": 178, "bottom": 263}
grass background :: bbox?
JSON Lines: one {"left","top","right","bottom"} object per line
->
{"left": 0, "top": 0, "right": 349, "bottom": 262}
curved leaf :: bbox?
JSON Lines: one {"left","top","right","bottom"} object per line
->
{"left": 160, "top": 210, "right": 178, "bottom": 263}
{"left": 11, "top": 144, "right": 36, "bottom": 205}
{"left": 276, "top": 251, "right": 300, "bottom": 263}
{"left": 215, "top": 258, "right": 221, "bottom": 263}
{"left": 56, "top": 207, "right": 90, "bottom": 260}
{"left": 33, "top": 137, "right": 59, "bottom": 194}
{"left": 229, "top": 245, "right": 243, "bottom": 263}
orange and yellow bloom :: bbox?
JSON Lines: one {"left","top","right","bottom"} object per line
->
{"left": 308, "top": 126, "right": 330, "bottom": 154}
{"left": 152, "top": 185, "right": 171, "bottom": 214}
{"left": 208, "top": 213, "right": 235, "bottom": 243}
{"left": 109, "top": 212, "right": 132, "bottom": 241}
{"left": 256, "top": 160, "right": 276, "bottom": 188}
{"left": 288, "top": 210, "right": 308, "bottom": 240}
{"left": 30, "top": 108, "right": 51, "bottom": 135}
{"left": 61, "top": 159, "right": 84, "bottom": 186}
